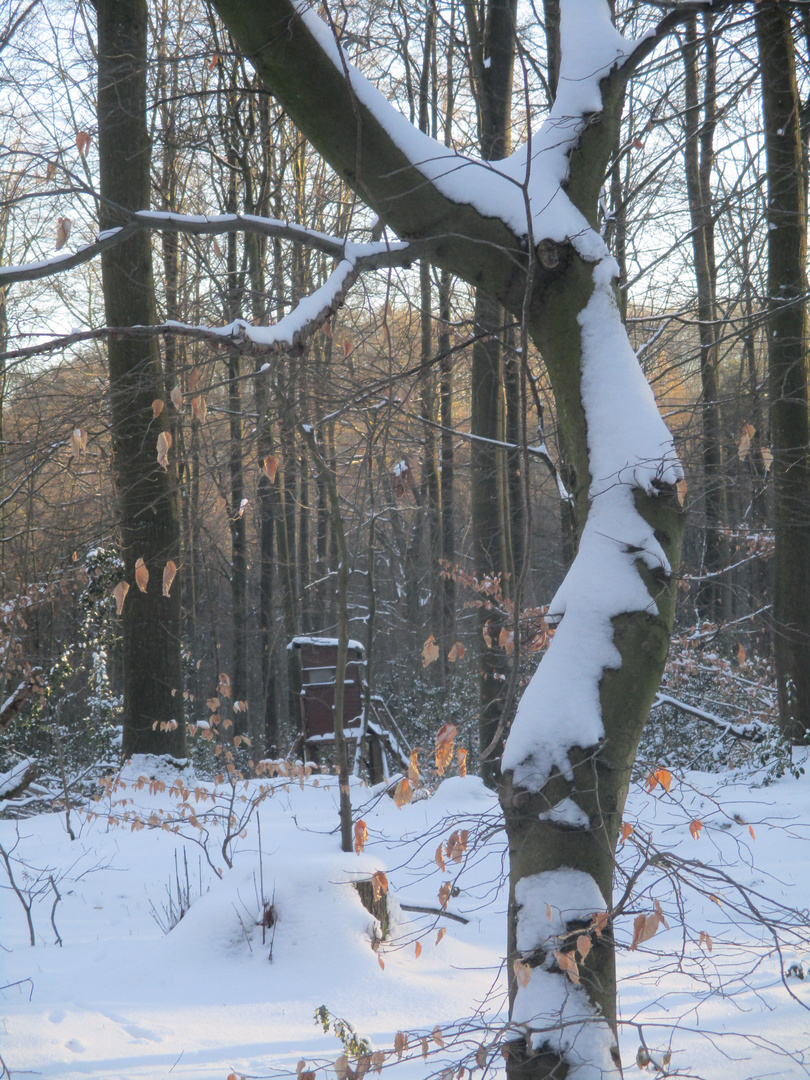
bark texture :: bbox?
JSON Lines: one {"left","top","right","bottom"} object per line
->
{"left": 96, "top": 0, "right": 185, "bottom": 758}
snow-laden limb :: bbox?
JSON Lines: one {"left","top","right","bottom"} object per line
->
{"left": 0, "top": 209, "right": 414, "bottom": 287}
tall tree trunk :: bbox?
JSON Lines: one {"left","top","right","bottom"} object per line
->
{"left": 96, "top": 0, "right": 185, "bottom": 758}
{"left": 682, "top": 14, "right": 728, "bottom": 622}
{"left": 757, "top": 2, "right": 810, "bottom": 742}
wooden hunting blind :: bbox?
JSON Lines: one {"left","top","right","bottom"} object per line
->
{"left": 288, "top": 636, "right": 409, "bottom": 782}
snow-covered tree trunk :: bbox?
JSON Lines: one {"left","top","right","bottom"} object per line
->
{"left": 211, "top": 1, "right": 685, "bottom": 1073}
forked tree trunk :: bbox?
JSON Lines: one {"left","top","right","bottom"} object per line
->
{"left": 211, "top": 3, "right": 687, "bottom": 1075}
{"left": 96, "top": 0, "right": 185, "bottom": 758}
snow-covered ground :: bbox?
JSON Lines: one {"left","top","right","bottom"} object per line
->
{"left": 2, "top": 754, "right": 809, "bottom": 1080}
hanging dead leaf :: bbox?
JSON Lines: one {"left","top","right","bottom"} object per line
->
{"left": 157, "top": 430, "right": 172, "bottom": 469}
{"left": 170, "top": 385, "right": 183, "bottom": 412}
{"left": 408, "top": 748, "right": 419, "bottom": 786}
{"left": 55, "top": 216, "right": 72, "bottom": 250}
{"left": 498, "top": 625, "right": 515, "bottom": 655}
{"left": 546, "top": 903, "right": 553, "bottom": 922}
{"left": 699, "top": 930, "right": 713, "bottom": 952}
{"left": 689, "top": 819, "right": 703, "bottom": 840}
{"left": 70, "top": 427, "right": 87, "bottom": 457}
{"left": 482, "top": 622, "right": 494, "bottom": 648}
{"left": 447, "top": 642, "right": 465, "bottom": 663}
{"left": 749, "top": 824, "right": 756, "bottom": 840}
{"left": 421, "top": 634, "right": 439, "bottom": 667}
{"left": 591, "top": 911, "right": 610, "bottom": 938}
{"left": 632, "top": 135, "right": 644, "bottom": 150}
{"left": 738, "top": 423, "right": 756, "bottom": 461}
{"left": 372, "top": 1051, "right": 385, "bottom": 1074}
{"left": 576, "top": 934, "right": 592, "bottom": 961}
{"left": 445, "top": 829, "right": 468, "bottom": 864}
{"left": 737, "top": 643, "right": 746, "bottom": 665}
{"left": 191, "top": 395, "right": 207, "bottom": 422}
{"left": 134, "top": 557, "right": 149, "bottom": 593}
{"left": 435, "top": 843, "right": 446, "bottom": 872}
{"left": 438, "top": 880, "right": 452, "bottom": 910}
{"left": 676, "top": 478, "right": 688, "bottom": 506}
{"left": 218, "top": 672, "right": 231, "bottom": 699}
{"left": 415, "top": 941, "right": 422, "bottom": 959}
{"left": 112, "top": 580, "right": 129, "bottom": 615}
{"left": 646, "top": 767, "right": 673, "bottom": 794}
{"left": 457, "top": 747, "right": 467, "bottom": 778}
{"left": 45, "top": 159, "right": 57, "bottom": 181}
{"left": 152, "top": 398, "right": 165, "bottom": 419}
{"left": 394, "top": 1032, "right": 408, "bottom": 1059}
{"left": 475, "top": 1045, "right": 487, "bottom": 1069}
{"left": 432, "top": 1026, "right": 445, "bottom": 1048}
{"left": 435, "top": 927, "right": 446, "bottom": 945}
{"left": 208, "top": 52, "right": 220, "bottom": 71}
{"left": 188, "top": 366, "right": 201, "bottom": 392}
{"left": 206, "top": 697, "right": 220, "bottom": 711}
{"left": 353, "top": 819, "right": 368, "bottom": 854}
{"left": 619, "top": 822, "right": 634, "bottom": 846}
{"left": 162, "top": 560, "right": 177, "bottom": 597}
{"left": 335, "top": 1054, "right": 349, "bottom": 1080}
{"left": 554, "top": 950, "right": 580, "bottom": 984}
{"left": 212, "top": 237, "right": 223, "bottom": 259}
{"left": 372, "top": 870, "right": 388, "bottom": 901}
{"left": 435, "top": 723, "right": 456, "bottom": 775}
{"left": 262, "top": 455, "right": 279, "bottom": 483}
{"left": 630, "top": 901, "right": 669, "bottom": 951}
{"left": 513, "top": 959, "right": 531, "bottom": 988}
{"left": 761, "top": 447, "right": 773, "bottom": 473}
{"left": 75, "top": 130, "right": 91, "bottom": 156}
{"left": 393, "top": 777, "right": 412, "bottom": 808}
{"left": 322, "top": 318, "right": 333, "bottom": 340}
{"left": 343, "top": 339, "right": 352, "bottom": 358}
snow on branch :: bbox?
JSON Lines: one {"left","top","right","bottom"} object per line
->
{"left": 0, "top": 209, "right": 416, "bottom": 288}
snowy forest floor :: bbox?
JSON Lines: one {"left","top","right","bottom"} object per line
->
{"left": 2, "top": 752, "right": 810, "bottom": 1080}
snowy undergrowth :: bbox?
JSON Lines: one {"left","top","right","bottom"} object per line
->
{"left": 1, "top": 755, "right": 810, "bottom": 1080}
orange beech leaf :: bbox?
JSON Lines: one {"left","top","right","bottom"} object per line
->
{"left": 343, "top": 339, "right": 352, "bottom": 358}
{"left": 372, "top": 1051, "right": 385, "bottom": 1073}
{"left": 157, "top": 430, "right": 172, "bottom": 469}
{"left": 415, "top": 941, "right": 422, "bottom": 959}
{"left": 576, "top": 934, "right": 592, "bottom": 961}
{"left": 482, "top": 622, "right": 494, "bottom": 648}
{"left": 422, "top": 634, "right": 439, "bottom": 667}
{"left": 56, "top": 216, "right": 72, "bottom": 250}
{"left": 262, "top": 455, "right": 279, "bottom": 483}
{"left": 191, "top": 395, "right": 207, "bottom": 421}
{"left": 371, "top": 870, "right": 388, "bottom": 901}
{"left": 456, "top": 747, "right": 467, "bottom": 778}
{"left": 206, "top": 697, "right": 220, "bottom": 711}
{"left": 218, "top": 672, "right": 231, "bottom": 699}
{"left": 435, "top": 843, "right": 446, "bottom": 872}
{"left": 445, "top": 829, "right": 469, "bottom": 864}
{"left": 208, "top": 52, "right": 220, "bottom": 71}
{"left": 546, "top": 903, "right": 553, "bottom": 922}
{"left": 749, "top": 825, "right": 756, "bottom": 840}
{"left": 738, "top": 422, "right": 756, "bottom": 461}
{"left": 447, "top": 642, "right": 465, "bottom": 662}
{"left": 761, "top": 447, "right": 773, "bottom": 473}
{"left": 699, "top": 930, "right": 713, "bottom": 952}
{"left": 554, "top": 950, "right": 580, "bottom": 984}
{"left": 152, "top": 398, "right": 164, "bottom": 419}
{"left": 591, "top": 912, "right": 610, "bottom": 938}
{"left": 135, "top": 557, "right": 149, "bottom": 593}
{"left": 438, "top": 880, "right": 452, "bottom": 909}
{"left": 676, "top": 478, "right": 688, "bottom": 506}
{"left": 335, "top": 1054, "right": 349, "bottom": 1080}
{"left": 619, "top": 822, "right": 634, "bottom": 846}
{"left": 421, "top": 1036, "right": 428, "bottom": 1059}
{"left": 76, "top": 130, "right": 91, "bottom": 155}
{"left": 432, "top": 1026, "right": 445, "bottom": 1048}
{"left": 112, "top": 580, "right": 129, "bottom": 615}
{"left": 353, "top": 819, "right": 368, "bottom": 854}
{"left": 513, "top": 959, "right": 531, "bottom": 988}
{"left": 162, "top": 560, "right": 177, "bottom": 598}
{"left": 408, "top": 748, "right": 419, "bottom": 786}
{"left": 170, "top": 385, "right": 183, "bottom": 411}
{"left": 435, "top": 927, "right": 446, "bottom": 945}
{"left": 45, "top": 159, "right": 57, "bottom": 181}
{"left": 498, "top": 625, "right": 514, "bottom": 655}
{"left": 646, "top": 767, "right": 673, "bottom": 794}
{"left": 377, "top": 953, "right": 385, "bottom": 970}
{"left": 689, "top": 819, "right": 703, "bottom": 840}
{"left": 435, "top": 723, "right": 456, "bottom": 776}
{"left": 475, "top": 1045, "right": 487, "bottom": 1069}
{"left": 393, "top": 777, "right": 412, "bottom": 808}
{"left": 394, "top": 1032, "right": 408, "bottom": 1059}
{"left": 738, "top": 644, "right": 746, "bottom": 665}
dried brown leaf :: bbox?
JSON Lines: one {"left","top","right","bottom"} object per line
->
{"left": 162, "top": 560, "right": 177, "bottom": 598}
{"left": 135, "top": 557, "right": 149, "bottom": 593}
